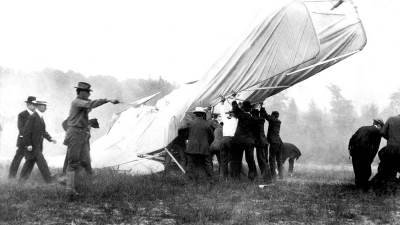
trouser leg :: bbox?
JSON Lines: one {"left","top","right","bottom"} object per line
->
{"left": 80, "top": 140, "right": 92, "bottom": 176}
{"left": 288, "top": 158, "right": 295, "bottom": 174}
{"left": 219, "top": 138, "right": 231, "bottom": 178}
{"left": 256, "top": 146, "right": 267, "bottom": 174}
{"left": 200, "top": 155, "right": 212, "bottom": 179}
{"left": 276, "top": 143, "right": 283, "bottom": 179}
{"left": 205, "top": 154, "right": 214, "bottom": 176}
{"left": 269, "top": 144, "right": 277, "bottom": 178}
{"left": 178, "top": 146, "right": 187, "bottom": 169}
{"left": 256, "top": 145, "right": 272, "bottom": 182}
{"left": 186, "top": 154, "right": 197, "bottom": 180}
{"left": 36, "top": 152, "right": 52, "bottom": 183}
{"left": 230, "top": 144, "right": 243, "bottom": 179}
{"left": 9, "top": 148, "right": 26, "bottom": 178}
{"left": 66, "top": 130, "right": 88, "bottom": 192}
{"left": 19, "top": 158, "right": 36, "bottom": 181}
{"left": 245, "top": 146, "right": 257, "bottom": 180}
{"left": 62, "top": 151, "right": 69, "bottom": 175}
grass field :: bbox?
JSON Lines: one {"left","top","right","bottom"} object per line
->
{"left": 1, "top": 163, "right": 400, "bottom": 225}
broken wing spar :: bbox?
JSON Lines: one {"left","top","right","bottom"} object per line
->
{"left": 91, "top": 0, "right": 366, "bottom": 173}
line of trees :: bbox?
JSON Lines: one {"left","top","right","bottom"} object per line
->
{"left": 265, "top": 84, "right": 400, "bottom": 164}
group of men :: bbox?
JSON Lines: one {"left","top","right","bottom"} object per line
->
{"left": 8, "top": 82, "right": 119, "bottom": 197}
{"left": 168, "top": 98, "right": 301, "bottom": 183}
{"left": 349, "top": 115, "right": 400, "bottom": 191}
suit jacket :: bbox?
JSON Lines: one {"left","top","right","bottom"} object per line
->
{"left": 260, "top": 108, "right": 282, "bottom": 144}
{"left": 282, "top": 142, "right": 301, "bottom": 161}
{"left": 232, "top": 107, "right": 255, "bottom": 143}
{"left": 21, "top": 112, "right": 52, "bottom": 154}
{"left": 185, "top": 118, "right": 214, "bottom": 155}
{"left": 381, "top": 116, "right": 400, "bottom": 146}
{"left": 348, "top": 125, "right": 381, "bottom": 161}
{"left": 16, "top": 110, "right": 31, "bottom": 147}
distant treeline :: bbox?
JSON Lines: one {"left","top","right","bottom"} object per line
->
{"left": 265, "top": 84, "right": 400, "bottom": 165}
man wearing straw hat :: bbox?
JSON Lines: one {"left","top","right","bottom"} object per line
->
{"left": 184, "top": 107, "right": 214, "bottom": 181}
{"left": 8, "top": 96, "right": 37, "bottom": 179}
{"left": 19, "top": 100, "right": 57, "bottom": 182}
{"left": 64, "top": 82, "right": 119, "bottom": 196}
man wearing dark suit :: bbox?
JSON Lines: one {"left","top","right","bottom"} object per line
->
{"left": 251, "top": 107, "right": 272, "bottom": 182}
{"left": 261, "top": 108, "right": 283, "bottom": 180}
{"left": 348, "top": 119, "right": 383, "bottom": 190}
{"left": 184, "top": 107, "right": 214, "bottom": 181}
{"left": 281, "top": 142, "right": 302, "bottom": 176}
{"left": 19, "top": 100, "right": 57, "bottom": 183}
{"left": 231, "top": 101, "right": 257, "bottom": 180}
{"left": 370, "top": 116, "right": 400, "bottom": 190}
{"left": 8, "top": 96, "right": 36, "bottom": 179}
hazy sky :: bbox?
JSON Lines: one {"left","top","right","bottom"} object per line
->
{"left": 0, "top": 0, "right": 399, "bottom": 111}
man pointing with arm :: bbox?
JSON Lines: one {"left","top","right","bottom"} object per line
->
{"left": 64, "top": 82, "right": 119, "bottom": 197}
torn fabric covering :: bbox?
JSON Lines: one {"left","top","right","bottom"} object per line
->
{"left": 189, "top": 0, "right": 320, "bottom": 108}
{"left": 239, "top": 0, "right": 367, "bottom": 102}
{"left": 91, "top": 0, "right": 366, "bottom": 172}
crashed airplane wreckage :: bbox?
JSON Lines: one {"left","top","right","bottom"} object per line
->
{"left": 91, "top": 0, "right": 367, "bottom": 174}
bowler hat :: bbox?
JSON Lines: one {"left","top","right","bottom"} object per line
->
{"left": 25, "top": 96, "right": 36, "bottom": 104}
{"left": 34, "top": 100, "right": 47, "bottom": 106}
{"left": 192, "top": 107, "right": 206, "bottom": 114}
{"left": 74, "top": 82, "right": 93, "bottom": 92}
{"left": 373, "top": 118, "right": 384, "bottom": 127}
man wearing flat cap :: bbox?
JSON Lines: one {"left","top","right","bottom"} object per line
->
{"left": 19, "top": 100, "right": 57, "bottom": 182}
{"left": 64, "top": 82, "right": 119, "bottom": 195}
{"left": 8, "top": 96, "right": 37, "bottom": 179}
{"left": 348, "top": 118, "right": 383, "bottom": 190}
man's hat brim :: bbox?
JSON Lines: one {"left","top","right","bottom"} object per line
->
{"left": 75, "top": 87, "right": 93, "bottom": 92}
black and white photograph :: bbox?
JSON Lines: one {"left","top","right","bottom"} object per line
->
{"left": 0, "top": 0, "right": 399, "bottom": 224}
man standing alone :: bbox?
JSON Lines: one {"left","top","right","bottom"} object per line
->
{"left": 64, "top": 82, "right": 119, "bottom": 195}
{"left": 9, "top": 96, "right": 36, "bottom": 179}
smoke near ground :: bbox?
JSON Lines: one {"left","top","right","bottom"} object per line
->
{"left": 0, "top": 67, "right": 175, "bottom": 163}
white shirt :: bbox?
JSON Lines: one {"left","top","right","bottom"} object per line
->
{"left": 222, "top": 116, "right": 238, "bottom": 137}
{"left": 36, "top": 111, "right": 44, "bottom": 118}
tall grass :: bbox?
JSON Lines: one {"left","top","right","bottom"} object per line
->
{"left": 1, "top": 165, "right": 400, "bottom": 224}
